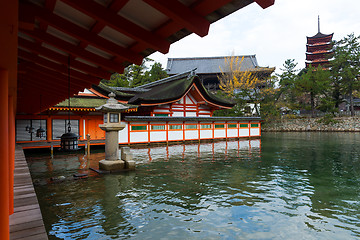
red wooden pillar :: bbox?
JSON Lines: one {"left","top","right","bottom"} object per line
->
{"left": 46, "top": 117, "right": 52, "bottom": 141}
{"left": 0, "top": 0, "right": 19, "bottom": 238}
{"left": 8, "top": 95, "right": 15, "bottom": 215}
{"left": 0, "top": 70, "right": 10, "bottom": 238}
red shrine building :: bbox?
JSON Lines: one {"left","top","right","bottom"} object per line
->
{"left": 16, "top": 71, "right": 261, "bottom": 147}
{"left": 306, "top": 17, "right": 333, "bottom": 68}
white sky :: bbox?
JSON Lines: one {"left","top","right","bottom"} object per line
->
{"left": 149, "top": 0, "right": 360, "bottom": 74}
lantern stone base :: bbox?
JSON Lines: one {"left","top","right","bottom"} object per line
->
{"left": 99, "top": 159, "right": 125, "bottom": 172}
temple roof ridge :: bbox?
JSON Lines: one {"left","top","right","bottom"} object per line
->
{"left": 134, "top": 69, "right": 197, "bottom": 89}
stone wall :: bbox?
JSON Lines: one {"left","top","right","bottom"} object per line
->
{"left": 262, "top": 117, "right": 360, "bottom": 132}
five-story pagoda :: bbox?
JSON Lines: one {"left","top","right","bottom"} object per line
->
{"left": 306, "top": 16, "right": 333, "bottom": 68}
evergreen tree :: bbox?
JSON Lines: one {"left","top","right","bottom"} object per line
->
{"left": 103, "top": 58, "right": 168, "bottom": 88}
{"left": 331, "top": 33, "right": 360, "bottom": 116}
{"left": 295, "top": 65, "right": 331, "bottom": 117}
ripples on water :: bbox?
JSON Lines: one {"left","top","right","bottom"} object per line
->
{"left": 27, "top": 133, "right": 360, "bottom": 239}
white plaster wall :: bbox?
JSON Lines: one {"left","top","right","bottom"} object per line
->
{"left": 186, "top": 112, "right": 197, "bottom": 117}
{"left": 227, "top": 129, "right": 238, "bottom": 138}
{"left": 119, "top": 122, "right": 128, "bottom": 144}
{"left": 168, "top": 131, "right": 183, "bottom": 141}
{"left": 239, "top": 129, "right": 249, "bottom": 137}
{"left": 250, "top": 128, "right": 260, "bottom": 136}
{"left": 214, "top": 129, "right": 226, "bottom": 138}
{"left": 185, "top": 130, "right": 198, "bottom": 140}
{"left": 150, "top": 131, "right": 166, "bottom": 142}
{"left": 200, "top": 130, "right": 212, "bottom": 139}
{"left": 130, "top": 132, "right": 148, "bottom": 143}
{"left": 172, "top": 111, "right": 184, "bottom": 117}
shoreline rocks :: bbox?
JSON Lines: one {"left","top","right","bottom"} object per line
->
{"left": 262, "top": 116, "right": 360, "bottom": 132}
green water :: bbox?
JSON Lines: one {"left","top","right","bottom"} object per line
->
{"left": 27, "top": 132, "right": 360, "bottom": 239}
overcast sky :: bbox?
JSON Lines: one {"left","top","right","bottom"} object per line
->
{"left": 149, "top": 0, "right": 360, "bottom": 74}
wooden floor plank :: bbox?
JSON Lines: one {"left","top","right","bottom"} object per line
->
{"left": 9, "top": 146, "right": 48, "bottom": 240}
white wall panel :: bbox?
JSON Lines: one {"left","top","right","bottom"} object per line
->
{"left": 185, "top": 130, "right": 198, "bottom": 140}
{"left": 150, "top": 131, "right": 166, "bottom": 142}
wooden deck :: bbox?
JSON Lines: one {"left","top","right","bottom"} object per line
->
{"left": 9, "top": 146, "right": 48, "bottom": 240}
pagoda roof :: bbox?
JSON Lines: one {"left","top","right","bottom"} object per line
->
{"left": 308, "top": 32, "right": 333, "bottom": 39}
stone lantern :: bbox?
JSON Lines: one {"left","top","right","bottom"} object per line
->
{"left": 96, "top": 92, "right": 132, "bottom": 172}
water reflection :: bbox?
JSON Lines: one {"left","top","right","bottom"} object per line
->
{"left": 26, "top": 134, "right": 360, "bottom": 239}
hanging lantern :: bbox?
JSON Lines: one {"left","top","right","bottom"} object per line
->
{"left": 28, "top": 126, "right": 35, "bottom": 133}
{"left": 36, "top": 127, "right": 46, "bottom": 138}
{"left": 36, "top": 95, "right": 47, "bottom": 138}
{"left": 60, "top": 132, "right": 79, "bottom": 150}
{"left": 60, "top": 56, "right": 80, "bottom": 151}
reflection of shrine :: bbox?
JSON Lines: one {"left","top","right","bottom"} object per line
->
{"left": 141, "top": 139, "right": 261, "bottom": 163}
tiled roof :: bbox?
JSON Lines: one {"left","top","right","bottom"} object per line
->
{"left": 166, "top": 55, "right": 260, "bottom": 75}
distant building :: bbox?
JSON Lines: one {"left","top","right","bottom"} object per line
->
{"left": 306, "top": 17, "right": 333, "bottom": 68}
{"left": 166, "top": 56, "right": 275, "bottom": 91}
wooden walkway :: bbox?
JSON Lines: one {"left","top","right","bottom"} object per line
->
{"left": 9, "top": 146, "right": 48, "bottom": 240}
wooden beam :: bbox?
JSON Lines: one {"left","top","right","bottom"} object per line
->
{"left": 18, "top": 38, "right": 112, "bottom": 79}
{"left": 20, "top": 28, "right": 125, "bottom": 73}
{"left": 18, "top": 62, "right": 93, "bottom": 89}
{"left": 19, "top": 2, "right": 143, "bottom": 65}
{"left": 61, "top": 0, "right": 170, "bottom": 54}
{"left": 254, "top": 0, "right": 275, "bottom": 9}
{"left": 143, "top": 0, "right": 210, "bottom": 37}
{"left": 18, "top": 50, "right": 101, "bottom": 85}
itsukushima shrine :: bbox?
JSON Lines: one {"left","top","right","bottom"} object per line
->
{"left": 0, "top": 0, "right": 275, "bottom": 239}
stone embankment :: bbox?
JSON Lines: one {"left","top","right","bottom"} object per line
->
{"left": 262, "top": 117, "right": 360, "bottom": 132}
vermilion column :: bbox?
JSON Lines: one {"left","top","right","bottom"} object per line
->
{"left": 8, "top": 95, "right": 15, "bottom": 215}
{"left": 1, "top": 0, "right": 18, "bottom": 238}
{"left": 0, "top": 69, "right": 10, "bottom": 238}
{"left": 47, "top": 117, "right": 52, "bottom": 141}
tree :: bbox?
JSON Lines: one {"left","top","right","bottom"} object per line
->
{"left": 295, "top": 64, "right": 331, "bottom": 117}
{"left": 331, "top": 33, "right": 360, "bottom": 116}
{"left": 218, "top": 56, "right": 277, "bottom": 116}
{"left": 103, "top": 58, "right": 168, "bottom": 88}
{"left": 276, "top": 59, "right": 299, "bottom": 109}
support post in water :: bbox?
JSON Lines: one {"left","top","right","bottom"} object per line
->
{"left": 86, "top": 134, "right": 91, "bottom": 155}
{"left": 50, "top": 142, "right": 54, "bottom": 158}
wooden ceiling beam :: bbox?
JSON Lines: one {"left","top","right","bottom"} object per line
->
{"left": 254, "top": 0, "right": 275, "bottom": 9}
{"left": 18, "top": 75, "right": 69, "bottom": 95}
{"left": 143, "top": 0, "right": 210, "bottom": 37}
{"left": 19, "top": 2, "right": 143, "bottom": 65}
{"left": 18, "top": 62, "right": 94, "bottom": 91}
{"left": 18, "top": 38, "right": 112, "bottom": 79}
{"left": 18, "top": 50, "right": 101, "bottom": 85}
{"left": 20, "top": 28, "right": 125, "bottom": 73}
{"left": 61, "top": 0, "right": 170, "bottom": 54}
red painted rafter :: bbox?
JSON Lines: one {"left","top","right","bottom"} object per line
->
{"left": 254, "top": 0, "right": 275, "bottom": 9}
{"left": 131, "top": 0, "right": 236, "bottom": 53}
{"left": 18, "top": 38, "right": 112, "bottom": 79}
{"left": 18, "top": 49, "right": 101, "bottom": 85}
{"left": 143, "top": 0, "right": 210, "bottom": 37}
{"left": 19, "top": 2, "right": 143, "bottom": 65}
{"left": 20, "top": 28, "right": 125, "bottom": 73}
{"left": 19, "top": 62, "right": 92, "bottom": 91}
{"left": 60, "top": 0, "right": 170, "bottom": 54}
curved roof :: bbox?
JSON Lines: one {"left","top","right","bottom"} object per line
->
{"left": 94, "top": 71, "right": 234, "bottom": 108}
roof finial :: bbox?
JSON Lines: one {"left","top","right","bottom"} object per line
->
{"left": 318, "top": 15, "right": 320, "bottom": 33}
